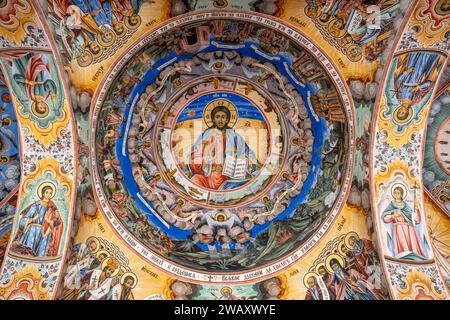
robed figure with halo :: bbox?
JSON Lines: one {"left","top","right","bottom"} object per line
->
{"left": 186, "top": 99, "right": 261, "bottom": 190}
{"left": 382, "top": 183, "right": 429, "bottom": 261}
{"left": 12, "top": 182, "right": 63, "bottom": 257}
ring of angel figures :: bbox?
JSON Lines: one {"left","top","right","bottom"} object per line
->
{"left": 91, "top": 11, "right": 355, "bottom": 283}
{"left": 153, "top": 77, "right": 285, "bottom": 207}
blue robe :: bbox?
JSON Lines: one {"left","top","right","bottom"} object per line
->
{"left": 16, "top": 202, "right": 52, "bottom": 257}
{"left": 396, "top": 52, "right": 440, "bottom": 104}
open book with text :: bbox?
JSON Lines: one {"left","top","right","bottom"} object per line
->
{"left": 222, "top": 156, "right": 247, "bottom": 180}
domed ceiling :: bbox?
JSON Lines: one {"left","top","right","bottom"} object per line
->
{"left": 91, "top": 14, "right": 354, "bottom": 280}
{"left": 0, "top": 0, "right": 448, "bottom": 301}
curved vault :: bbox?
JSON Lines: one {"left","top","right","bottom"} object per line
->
{"left": 0, "top": 0, "right": 448, "bottom": 300}
{"left": 90, "top": 12, "right": 355, "bottom": 282}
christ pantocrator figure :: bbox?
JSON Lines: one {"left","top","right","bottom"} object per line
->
{"left": 187, "top": 102, "right": 260, "bottom": 190}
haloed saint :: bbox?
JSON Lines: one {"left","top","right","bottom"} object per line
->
{"left": 382, "top": 184, "right": 429, "bottom": 261}
{"left": 12, "top": 182, "right": 63, "bottom": 257}
{"left": 185, "top": 101, "right": 261, "bottom": 190}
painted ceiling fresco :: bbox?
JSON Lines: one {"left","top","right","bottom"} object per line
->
{"left": 0, "top": 0, "right": 448, "bottom": 301}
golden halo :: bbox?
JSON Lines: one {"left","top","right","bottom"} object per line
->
{"left": 86, "top": 236, "right": 100, "bottom": 254}
{"left": 338, "top": 34, "right": 353, "bottom": 48}
{"left": 2, "top": 118, "right": 11, "bottom": 127}
{"left": 328, "top": 18, "right": 347, "bottom": 39}
{"left": 36, "top": 181, "right": 56, "bottom": 200}
{"left": 124, "top": 12, "right": 141, "bottom": 30}
{"left": 393, "top": 103, "right": 413, "bottom": 124}
{"left": 315, "top": 262, "right": 327, "bottom": 275}
{"left": 305, "top": 4, "right": 320, "bottom": 18}
{"left": 391, "top": 182, "right": 408, "bottom": 200}
{"left": 120, "top": 272, "right": 138, "bottom": 288}
{"left": 97, "top": 29, "right": 116, "bottom": 47}
{"left": 96, "top": 249, "right": 110, "bottom": 259}
{"left": 215, "top": 211, "right": 229, "bottom": 222}
{"left": 337, "top": 241, "right": 348, "bottom": 256}
{"left": 303, "top": 272, "right": 318, "bottom": 288}
{"left": 77, "top": 50, "right": 93, "bottom": 67}
{"left": 261, "top": 195, "right": 270, "bottom": 204}
{"left": 344, "top": 232, "right": 360, "bottom": 250}
{"left": 31, "top": 96, "right": 49, "bottom": 119}
{"left": 346, "top": 45, "right": 362, "bottom": 62}
{"left": 176, "top": 198, "right": 185, "bottom": 207}
{"left": 317, "top": 12, "right": 331, "bottom": 26}
{"left": 101, "top": 257, "right": 120, "bottom": 277}
{"left": 118, "top": 265, "right": 127, "bottom": 276}
{"left": 212, "top": 61, "right": 225, "bottom": 71}
{"left": 87, "top": 40, "right": 103, "bottom": 58}
{"left": 220, "top": 286, "right": 232, "bottom": 295}
{"left": 213, "top": 0, "right": 228, "bottom": 8}
{"left": 112, "top": 21, "right": 126, "bottom": 37}
{"left": 325, "top": 254, "right": 346, "bottom": 273}
{"left": 204, "top": 99, "right": 238, "bottom": 128}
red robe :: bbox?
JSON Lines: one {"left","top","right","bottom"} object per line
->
{"left": 383, "top": 206, "right": 425, "bottom": 258}
{"left": 42, "top": 201, "right": 63, "bottom": 256}
{"left": 189, "top": 129, "right": 228, "bottom": 189}
{"left": 353, "top": 239, "right": 375, "bottom": 276}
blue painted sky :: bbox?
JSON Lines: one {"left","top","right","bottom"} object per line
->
{"left": 177, "top": 92, "right": 266, "bottom": 123}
